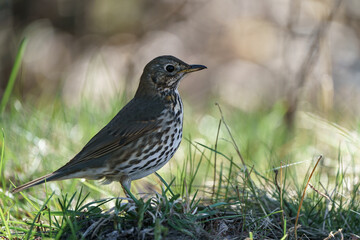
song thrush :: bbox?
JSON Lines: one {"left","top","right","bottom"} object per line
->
{"left": 11, "top": 55, "right": 206, "bottom": 196}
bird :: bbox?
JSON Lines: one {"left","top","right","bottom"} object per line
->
{"left": 11, "top": 55, "right": 207, "bottom": 197}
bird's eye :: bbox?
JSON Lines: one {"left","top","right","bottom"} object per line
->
{"left": 165, "top": 64, "right": 175, "bottom": 72}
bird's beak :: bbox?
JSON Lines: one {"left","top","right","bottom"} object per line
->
{"left": 183, "top": 64, "right": 207, "bottom": 73}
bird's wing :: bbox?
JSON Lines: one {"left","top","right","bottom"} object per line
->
{"left": 55, "top": 97, "right": 165, "bottom": 171}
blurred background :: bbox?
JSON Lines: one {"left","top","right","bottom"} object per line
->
{"left": 1, "top": 0, "right": 360, "bottom": 116}
{"left": 2, "top": 0, "right": 360, "bottom": 194}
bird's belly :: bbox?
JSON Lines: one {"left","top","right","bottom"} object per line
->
{"left": 108, "top": 113, "right": 183, "bottom": 181}
{"left": 128, "top": 122, "right": 182, "bottom": 180}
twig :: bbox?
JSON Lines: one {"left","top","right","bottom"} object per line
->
{"left": 295, "top": 155, "right": 323, "bottom": 239}
{"left": 308, "top": 183, "right": 331, "bottom": 201}
{"left": 323, "top": 228, "right": 343, "bottom": 240}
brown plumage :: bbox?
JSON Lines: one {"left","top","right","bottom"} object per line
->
{"left": 11, "top": 55, "right": 206, "bottom": 196}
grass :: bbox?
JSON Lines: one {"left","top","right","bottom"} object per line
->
{"left": 1, "top": 42, "right": 360, "bottom": 239}
{"left": 1, "top": 97, "right": 359, "bottom": 239}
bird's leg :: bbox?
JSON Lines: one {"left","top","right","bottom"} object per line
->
{"left": 120, "top": 175, "right": 139, "bottom": 210}
{"left": 120, "top": 175, "right": 132, "bottom": 199}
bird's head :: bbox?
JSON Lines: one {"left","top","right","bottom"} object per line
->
{"left": 136, "top": 55, "right": 206, "bottom": 97}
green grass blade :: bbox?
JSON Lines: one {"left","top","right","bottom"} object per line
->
{"left": 26, "top": 192, "right": 55, "bottom": 240}
{"left": 0, "top": 38, "right": 28, "bottom": 114}
{"left": 0, "top": 204, "right": 11, "bottom": 238}
{"left": 9, "top": 179, "right": 40, "bottom": 212}
{"left": 81, "top": 180, "right": 111, "bottom": 196}
{"left": 155, "top": 172, "right": 175, "bottom": 197}
{"left": 0, "top": 129, "right": 5, "bottom": 189}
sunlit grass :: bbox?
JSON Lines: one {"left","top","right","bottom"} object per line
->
{"left": 1, "top": 93, "right": 359, "bottom": 239}
{"left": 1, "top": 42, "right": 360, "bottom": 240}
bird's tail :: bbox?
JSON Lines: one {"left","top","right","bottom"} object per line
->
{"left": 11, "top": 172, "right": 61, "bottom": 193}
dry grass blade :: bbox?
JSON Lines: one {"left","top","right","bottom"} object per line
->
{"left": 294, "top": 155, "right": 323, "bottom": 239}
{"left": 323, "top": 228, "right": 343, "bottom": 240}
{"left": 274, "top": 162, "right": 286, "bottom": 233}
{"left": 308, "top": 183, "right": 331, "bottom": 201}
{"left": 215, "top": 103, "right": 245, "bottom": 167}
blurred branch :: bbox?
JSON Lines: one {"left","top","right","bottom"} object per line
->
{"left": 143, "top": 0, "right": 188, "bottom": 30}
{"left": 295, "top": 0, "right": 343, "bottom": 91}
{"left": 286, "top": 0, "right": 301, "bottom": 33}
{"left": 285, "top": 0, "right": 343, "bottom": 127}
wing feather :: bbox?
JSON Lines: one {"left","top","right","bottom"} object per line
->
{"left": 55, "top": 97, "right": 165, "bottom": 172}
